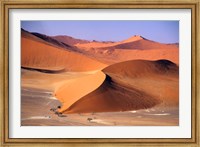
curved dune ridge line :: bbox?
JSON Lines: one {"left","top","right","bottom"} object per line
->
{"left": 54, "top": 71, "right": 106, "bottom": 113}
{"left": 21, "top": 37, "right": 107, "bottom": 72}
{"left": 64, "top": 75, "right": 161, "bottom": 114}
{"left": 103, "top": 59, "right": 179, "bottom": 78}
{"left": 60, "top": 59, "right": 178, "bottom": 114}
{"left": 103, "top": 59, "right": 179, "bottom": 106}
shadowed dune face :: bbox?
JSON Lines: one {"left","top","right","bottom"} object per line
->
{"left": 65, "top": 75, "right": 161, "bottom": 113}
{"left": 21, "top": 36, "right": 107, "bottom": 71}
{"left": 52, "top": 35, "right": 90, "bottom": 46}
{"left": 31, "top": 32, "right": 78, "bottom": 52}
{"left": 59, "top": 60, "right": 178, "bottom": 114}
{"left": 22, "top": 29, "right": 79, "bottom": 52}
{"left": 103, "top": 60, "right": 179, "bottom": 107}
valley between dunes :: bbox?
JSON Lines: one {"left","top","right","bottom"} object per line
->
{"left": 21, "top": 29, "right": 179, "bottom": 126}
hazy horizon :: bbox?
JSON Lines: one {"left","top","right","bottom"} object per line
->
{"left": 21, "top": 20, "right": 179, "bottom": 43}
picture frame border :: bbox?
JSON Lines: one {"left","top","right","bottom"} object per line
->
{"left": 0, "top": 0, "right": 199, "bottom": 146}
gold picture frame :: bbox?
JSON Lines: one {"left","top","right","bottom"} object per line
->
{"left": 0, "top": 0, "right": 199, "bottom": 146}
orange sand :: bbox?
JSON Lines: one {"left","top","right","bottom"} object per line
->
{"left": 75, "top": 36, "right": 179, "bottom": 65}
{"left": 54, "top": 71, "right": 105, "bottom": 113}
{"left": 21, "top": 37, "right": 106, "bottom": 71}
{"left": 54, "top": 60, "right": 179, "bottom": 114}
{"left": 21, "top": 29, "right": 179, "bottom": 115}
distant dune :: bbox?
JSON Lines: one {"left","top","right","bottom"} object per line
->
{"left": 21, "top": 30, "right": 107, "bottom": 71}
{"left": 74, "top": 35, "right": 179, "bottom": 64}
{"left": 57, "top": 59, "right": 178, "bottom": 114}
{"left": 100, "top": 37, "right": 178, "bottom": 50}
{"left": 75, "top": 35, "right": 178, "bottom": 50}
{"left": 22, "top": 29, "right": 179, "bottom": 65}
{"left": 52, "top": 35, "right": 90, "bottom": 46}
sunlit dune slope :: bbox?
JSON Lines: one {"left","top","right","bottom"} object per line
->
{"left": 22, "top": 29, "right": 79, "bottom": 52}
{"left": 63, "top": 60, "right": 178, "bottom": 114}
{"left": 21, "top": 37, "right": 107, "bottom": 71}
{"left": 54, "top": 71, "right": 106, "bottom": 113}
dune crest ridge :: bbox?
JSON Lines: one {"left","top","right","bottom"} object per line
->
{"left": 54, "top": 70, "right": 106, "bottom": 113}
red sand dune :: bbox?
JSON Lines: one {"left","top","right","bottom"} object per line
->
{"left": 75, "top": 36, "right": 179, "bottom": 64}
{"left": 22, "top": 29, "right": 80, "bottom": 52}
{"left": 75, "top": 35, "right": 178, "bottom": 50}
{"left": 22, "top": 29, "right": 179, "bottom": 65}
{"left": 55, "top": 59, "right": 178, "bottom": 114}
{"left": 54, "top": 71, "right": 106, "bottom": 113}
{"left": 100, "top": 37, "right": 178, "bottom": 50}
{"left": 52, "top": 35, "right": 90, "bottom": 46}
{"left": 21, "top": 33, "right": 107, "bottom": 71}
{"left": 74, "top": 35, "right": 144, "bottom": 49}
{"left": 103, "top": 59, "right": 178, "bottom": 78}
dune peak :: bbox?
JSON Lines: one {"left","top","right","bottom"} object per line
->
{"left": 122, "top": 35, "right": 143, "bottom": 43}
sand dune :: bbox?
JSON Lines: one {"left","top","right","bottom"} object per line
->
{"left": 76, "top": 47, "right": 179, "bottom": 65}
{"left": 120, "top": 35, "right": 143, "bottom": 43}
{"left": 21, "top": 36, "right": 106, "bottom": 71}
{"left": 52, "top": 35, "right": 90, "bottom": 46}
{"left": 54, "top": 71, "right": 106, "bottom": 113}
{"left": 32, "top": 32, "right": 79, "bottom": 52}
{"left": 57, "top": 59, "right": 178, "bottom": 114}
{"left": 64, "top": 75, "right": 161, "bottom": 113}
{"left": 74, "top": 35, "right": 144, "bottom": 49}
{"left": 74, "top": 36, "right": 179, "bottom": 64}
{"left": 75, "top": 35, "right": 178, "bottom": 50}
{"left": 22, "top": 29, "right": 178, "bottom": 65}
{"left": 103, "top": 59, "right": 178, "bottom": 77}
{"left": 100, "top": 38, "right": 178, "bottom": 50}
{"left": 22, "top": 29, "right": 80, "bottom": 52}
{"left": 103, "top": 59, "right": 179, "bottom": 106}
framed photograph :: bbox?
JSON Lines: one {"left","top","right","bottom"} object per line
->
{"left": 1, "top": 0, "right": 199, "bottom": 146}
